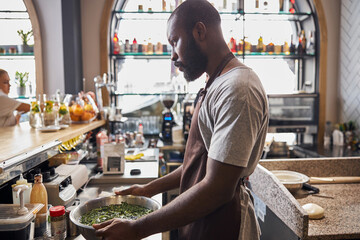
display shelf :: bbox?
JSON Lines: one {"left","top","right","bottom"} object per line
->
{"left": 110, "top": 52, "right": 171, "bottom": 59}
{"left": 114, "top": 92, "right": 188, "bottom": 96}
{"left": 113, "top": 10, "right": 311, "bottom": 21}
{"left": 0, "top": 10, "right": 29, "bottom": 20}
{"left": 110, "top": 52, "right": 315, "bottom": 59}
{"left": 0, "top": 53, "right": 34, "bottom": 59}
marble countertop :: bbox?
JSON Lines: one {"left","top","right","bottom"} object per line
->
{"left": 250, "top": 157, "right": 360, "bottom": 240}
{"left": 295, "top": 183, "right": 360, "bottom": 240}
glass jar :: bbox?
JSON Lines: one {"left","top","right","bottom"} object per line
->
{"left": 66, "top": 93, "right": 99, "bottom": 123}
{"left": 29, "top": 100, "right": 41, "bottom": 128}
{"left": 58, "top": 102, "right": 71, "bottom": 125}
{"left": 49, "top": 205, "right": 67, "bottom": 240}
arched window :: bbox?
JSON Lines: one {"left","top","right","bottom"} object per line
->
{"left": 0, "top": 0, "right": 43, "bottom": 98}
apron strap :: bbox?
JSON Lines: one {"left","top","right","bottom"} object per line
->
{"left": 194, "top": 52, "right": 235, "bottom": 107}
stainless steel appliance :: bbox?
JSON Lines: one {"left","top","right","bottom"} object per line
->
{"left": 43, "top": 164, "right": 89, "bottom": 207}
{"left": 43, "top": 174, "right": 76, "bottom": 207}
{"left": 160, "top": 93, "right": 177, "bottom": 145}
{"left": 268, "top": 94, "right": 319, "bottom": 145}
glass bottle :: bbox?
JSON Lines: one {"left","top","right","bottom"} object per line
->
{"left": 30, "top": 174, "right": 48, "bottom": 238}
{"left": 306, "top": 31, "right": 315, "bottom": 55}
{"left": 324, "top": 121, "right": 332, "bottom": 148}
{"left": 244, "top": 39, "right": 251, "bottom": 54}
{"left": 237, "top": 39, "right": 244, "bottom": 55}
{"left": 283, "top": 41, "right": 290, "bottom": 55}
{"left": 113, "top": 33, "right": 120, "bottom": 54}
{"left": 266, "top": 38, "right": 274, "bottom": 54}
{"left": 301, "top": 30, "right": 306, "bottom": 53}
{"left": 125, "top": 39, "right": 131, "bottom": 53}
{"left": 147, "top": 38, "right": 154, "bottom": 54}
{"left": 132, "top": 38, "right": 138, "bottom": 53}
{"left": 257, "top": 36, "right": 264, "bottom": 52}
{"left": 289, "top": 35, "right": 296, "bottom": 54}
{"left": 228, "top": 37, "right": 237, "bottom": 53}
{"left": 156, "top": 41, "right": 163, "bottom": 54}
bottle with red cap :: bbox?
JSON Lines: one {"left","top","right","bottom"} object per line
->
{"left": 50, "top": 205, "right": 67, "bottom": 239}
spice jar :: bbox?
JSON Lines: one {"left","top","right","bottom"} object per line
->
{"left": 50, "top": 205, "right": 67, "bottom": 240}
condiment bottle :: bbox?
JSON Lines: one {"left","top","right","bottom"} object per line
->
{"left": 30, "top": 173, "right": 48, "bottom": 238}
{"left": 96, "top": 129, "right": 109, "bottom": 170}
{"left": 50, "top": 206, "right": 67, "bottom": 239}
{"left": 12, "top": 174, "right": 32, "bottom": 204}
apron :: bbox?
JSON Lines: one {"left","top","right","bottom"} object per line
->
{"left": 178, "top": 52, "right": 261, "bottom": 240}
{"left": 178, "top": 53, "right": 242, "bottom": 240}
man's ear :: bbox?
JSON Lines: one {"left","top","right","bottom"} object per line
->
{"left": 192, "top": 22, "right": 207, "bottom": 42}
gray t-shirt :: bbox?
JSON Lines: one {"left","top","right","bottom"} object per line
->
{"left": 198, "top": 65, "right": 269, "bottom": 177}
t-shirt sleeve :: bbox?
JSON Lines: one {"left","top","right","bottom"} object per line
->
{"left": 0, "top": 95, "right": 21, "bottom": 117}
{"left": 207, "top": 97, "right": 264, "bottom": 167}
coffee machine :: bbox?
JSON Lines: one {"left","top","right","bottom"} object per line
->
{"left": 160, "top": 93, "right": 177, "bottom": 145}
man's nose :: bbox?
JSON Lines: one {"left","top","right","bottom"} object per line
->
{"left": 171, "top": 49, "right": 178, "bottom": 62}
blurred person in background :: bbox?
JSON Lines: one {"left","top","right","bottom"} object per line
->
{"left": 0, "top": 69, "right": 30, "bottom": 127}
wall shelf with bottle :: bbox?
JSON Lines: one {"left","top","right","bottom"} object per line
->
{"left": 0, "top": 53, "right": 34, "bottom": 60}
{"left": 109, "top": 0, "right": 320, "bottom": 144}
{"left": 110, "top": 52, "right": 315, "bottom": 59}
{"left": 113, "top": 9, "right": 312, "bottom": 21}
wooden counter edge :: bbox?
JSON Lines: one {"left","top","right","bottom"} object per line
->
{"left": 58, "top": 119, "right": 106, "bottom": 143}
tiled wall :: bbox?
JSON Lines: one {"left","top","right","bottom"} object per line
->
{"left": 339, "top": 0, "right": 360, "bottom": 128}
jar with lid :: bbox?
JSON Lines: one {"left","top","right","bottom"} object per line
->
{"left": 49, "top": 205, "right": 67, "bottom": 240}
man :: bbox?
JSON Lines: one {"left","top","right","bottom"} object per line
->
{"left": 94, "top": 1, "right": 268, "bottom": 239}
{"left": 0, "top": 69, "right": 30, "bottom": 127}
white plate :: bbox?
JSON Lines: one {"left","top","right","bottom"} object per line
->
{"left": 59, "top": 124, "right": 69, "bottom": 129}
{"left": 38, "top": 125, "right": 61, "bottom": 132}
{"left": 271, "top": 170, "right": 309, "bottom": 184}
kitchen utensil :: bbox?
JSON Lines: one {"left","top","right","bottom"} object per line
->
{"left": 271, "top": 170, "right": 309, "bottom": 193}
{"left": 309, "top": 176, "right": 360, "bottom": 184}
{"left": 70, "top": 195, "right": 161, "bottom": 240}
{"left": 302, "top": 183, "right": 320, "bottom": 194}
{"left": 268, "top": 141, "right": 289, "bottom": 157}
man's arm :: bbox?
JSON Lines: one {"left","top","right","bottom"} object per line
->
{"left": 116, "top": 164, "right": 183, "bottom": 197}
{"left": 95, "top": 158, "right": 244, "bottom": 239}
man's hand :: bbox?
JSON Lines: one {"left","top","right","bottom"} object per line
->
{"left": 93, "top": 218, "right": 140, "bottom": 240}
{"left": 115, "top": 184, "right": 151, "bottom": 197}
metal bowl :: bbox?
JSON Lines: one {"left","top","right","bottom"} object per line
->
{"left": 271, "top": 170, "right": 309, "bottom": 193}
{"left": 70, "top": 195, "right": 161, "bottom": 240}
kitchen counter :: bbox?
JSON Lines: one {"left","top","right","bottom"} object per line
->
{"left": 0, "top": 120, "right": 105, "bottom": 185}
{"left": 293, "top": 144, "right": 360, "bottom": 158}
{"left": 0, "top": 120, "right": 106, "bottom": 163}
{"left": 84, "top": 148, "right": 160, "bottom": 185}
{"left": 251, "top": 157, "right": 360, "bottom": 240}
{"left": 296, "top": 183, "right": 360, "bottom": 240}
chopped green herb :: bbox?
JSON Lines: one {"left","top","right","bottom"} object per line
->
{"left": 79, "top": 202, "right": 153, "bottom": 226}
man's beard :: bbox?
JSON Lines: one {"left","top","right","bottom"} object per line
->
{"left": 174, "top": 36, "right": 208, "bottom": 82}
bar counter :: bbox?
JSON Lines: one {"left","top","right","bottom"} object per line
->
{"left": 0, "top": 120, "right": 106, "bottom": 163}
{"left": 0, "top": 120, "right": 105, "bottom": 185}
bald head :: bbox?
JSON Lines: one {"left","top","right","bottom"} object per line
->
{"left": 169, "top": 0, "right": 221, "bottom": 35}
